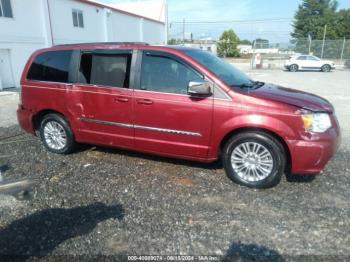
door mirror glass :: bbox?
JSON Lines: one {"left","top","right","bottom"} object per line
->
{"left": 188, "top": 79, "right": 212, "bottom": 97}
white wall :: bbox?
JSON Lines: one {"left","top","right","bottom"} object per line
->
{"left": 108, "top": 13, "right": 166, "bottom": 44}
{"left": 0, "top": 0, "right": 166, "bottom": 88}
{"left": 48, "top": 0, "right": 106, "bottom": 44}
{"left": 143, "top": 19, "right": 166, "bottom": 45}
{"left": 0, "top": 0, "right": 48, "bottom": 87}
{"left": 0, "top": 0, "right": 46, "bottom": 43}
{"left": 108, "top": 11, "right": 142, "bottom": 42}
{"left": 49, "top": 0, "right": 166, "bottom": 45}
{"left": 112, "top": 0, "right": 166, "bottom": 23}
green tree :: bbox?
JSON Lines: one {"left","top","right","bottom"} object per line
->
{"left": 239, "top": 39, "right": 252, "bottom": 45}
{"left": 291, "top": 0, "right": 342, "bottom": 40}
{"left": 168, "top": 38, "right": 181, "bottom": 45}
{"left": 291, "top": 0, "right": 350, "bottom": 58}
{"left": 336, "top": 9, "right": 350, "bottom": 38}
{"left": 217, "top": 30, "right": 240, "bottom": 57}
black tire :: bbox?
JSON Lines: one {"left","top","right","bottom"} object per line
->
{"left": 289, "top": 64, "right": 298, "bottom": 72}
{"left": 39, "top": 113, "right": 75, "bottom": 154}
{"left": 222, "top": 132, "right": 286, "bottom": 189}
{"left": 321, "top": 64, "right": 331, "bottom": 72}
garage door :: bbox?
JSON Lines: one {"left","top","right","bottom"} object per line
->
{"left": 0, "top": 49, "right": 15, "bottom": 90}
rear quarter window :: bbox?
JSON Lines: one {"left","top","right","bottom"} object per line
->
{"left": 27, "top": 50, "right": 73, "bottom": 83}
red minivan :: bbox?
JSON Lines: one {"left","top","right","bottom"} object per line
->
{"left": 17, "top": 43, "right": 341, "bottom": 188}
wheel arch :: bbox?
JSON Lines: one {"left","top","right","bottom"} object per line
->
{"left": 322, "top": 64, "right": 331, "bottom": 70}
{"left": 33, "top": 109, "right": 68, "bottom": 131}
{"left": 290, "top": 63, "right": 299, "bottom": 71}
{"left": 219, "top": 127, "right": 292, "bottom": 173}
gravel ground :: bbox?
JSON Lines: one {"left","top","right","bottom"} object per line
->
{"left": 0, "top": 91, "right": 19, "bottom": 128}
{"left": 0, "top": 69, "right": 349, "bottom": 260}
{"left": 0, "top": 124, "right": 349, "bottom": 261}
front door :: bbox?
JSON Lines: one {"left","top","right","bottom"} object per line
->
{"left": 306, "top": 55, "right": 321, "bottom": 69}
{"left": 69, "top": 49, "right": 135, "bottom": 149}
{"left": 0, "top": 49, "right": 15, "bottom": 89}
{"left": 133, "top": 50, "right": 213, "bottom": 159}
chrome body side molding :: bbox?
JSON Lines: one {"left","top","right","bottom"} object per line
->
{"left": 79, "top": 118, "right": 202, "bottom": 137}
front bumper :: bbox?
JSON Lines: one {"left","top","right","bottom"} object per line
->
{"left": 289, "top": 121, "right": 341, "bottom": 175}
{"left": 17, "top": 105, "right": 35, "bottom": 135}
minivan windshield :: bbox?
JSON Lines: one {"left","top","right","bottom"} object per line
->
{"left": 183, "top": 49, "right": 262, "bottom": 89}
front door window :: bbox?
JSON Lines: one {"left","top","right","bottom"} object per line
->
{"left": 140, "top": 52, "right": 203, "bottom": 95}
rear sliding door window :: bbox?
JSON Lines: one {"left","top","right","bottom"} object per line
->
{"left": 27, "top": 51, "right": 73, "bottom": 83}
{"left": 79, "top": 51, "right": 132, "bottom": 88}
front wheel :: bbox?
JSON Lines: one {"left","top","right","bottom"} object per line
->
{"left": 321, "top": 64, "right": 331, "bottom": 72}
{"left": 222, "top": 132, "right": 286, "bottom": 189}
{"left": 289, "top": 64, "right": 298, "bottom": 72}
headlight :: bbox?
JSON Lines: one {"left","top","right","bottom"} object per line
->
{"left": 302, "top": 113, "right": 332, "bottom": 133}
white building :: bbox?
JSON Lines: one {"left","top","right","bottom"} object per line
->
{"left": 111, "top": 0, "right": 167, "bottom": 23}
{"left": 237, "top": 44, "right": 253, "bottom": 55}
{"left": 184, "top": 40, "right": 218, "bottom": 56}
{"left": 0, "top": 0, "right": 167, "bottom": 89}
{"left": 237, "top": 44, "right": 281, "bottom": 55}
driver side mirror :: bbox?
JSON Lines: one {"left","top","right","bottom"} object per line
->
{"left": 188, "top": 79, "right": 212, "bottom": 97}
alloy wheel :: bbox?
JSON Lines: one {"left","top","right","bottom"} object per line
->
{"left": 290, "top": 64, "right": 298, "bottom": 72}
{"left": 230, "top": 142, "right": 274, "bottom": 182}
{"left": 43, "top": 121, "right": 68, "bottom": 150}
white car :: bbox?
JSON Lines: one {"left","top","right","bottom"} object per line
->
{"left": 285, "top": 55, "right": 336, "bottom": 72}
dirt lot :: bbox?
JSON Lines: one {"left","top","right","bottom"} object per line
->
{"left": 0, "top": 69, "right": 349, "bottom": 260}
{"left": 0, "top": 91, "right": 19, "bottom": 128}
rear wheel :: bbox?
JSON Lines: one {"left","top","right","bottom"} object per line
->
{"left": 222, "top": 132, "right": 286, "bottom": 189}
{"left": 289, "top": 64, "right": 298, "bottom": 72}
{"left": 321, "top": 64, "right": 331, "bottom": 72}
{"left": 39, "top": 113, "right": 75, "bottom": 154}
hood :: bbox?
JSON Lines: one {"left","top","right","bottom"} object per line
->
{"left": 249, "top": 84, "right": 334, "bottom": 113}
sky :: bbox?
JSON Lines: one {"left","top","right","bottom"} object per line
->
{"left": 101, "top": 0, "right": 350, "bottom": 43}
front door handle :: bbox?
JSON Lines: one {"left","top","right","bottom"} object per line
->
{"left": 137, "top": 99, "right": 153, "bottom": 105}
{"left": 115, "top": 96, "right": 129, "bottom": 103}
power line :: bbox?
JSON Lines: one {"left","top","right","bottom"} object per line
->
{"left": 170, "top": 17, "right": 293, "bottom": 24}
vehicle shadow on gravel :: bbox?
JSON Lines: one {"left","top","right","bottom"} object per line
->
{"left": 285, "top": 170, "right": 316, "bottom": 183}
{"left": 0, "top": 202, "right": 125, "bottom": 259}
{"left": 0, "top": 164, "right": 10, "bottom": 175}
{"left": 80, "top": 145, "right": 317, "bottom": 184}
{"left": 86, "top": 145, "right": 224, "bottom": 170}
{"left": 283, "top": 69, "right": 334, "bottom": 73}
{"left": 223, "top": 242, "right": 284, "bottom": 262}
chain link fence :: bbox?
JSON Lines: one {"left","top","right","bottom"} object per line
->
{"left": 291, "top": 38, "right": 350, "bottom": 60}
{"left": 251, "top": 38, "right": 350, "bottom": 69}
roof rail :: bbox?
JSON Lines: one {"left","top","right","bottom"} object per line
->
{"left": 54, "top": 42, "right": 150, "bottom": 47}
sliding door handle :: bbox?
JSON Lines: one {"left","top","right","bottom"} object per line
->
{"left": 137, "top": 99, "right": 153, "bottom": 105}
{"left": 115, "top": 96, "right": 129, "bottom": 103}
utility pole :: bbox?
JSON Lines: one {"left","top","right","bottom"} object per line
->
{"left": 308, "top": 33, "right": 312, "bottom": 54}
{"left": 321, "top": 24, "right": 327, "bottom": 59}
{"left": 182, "top": 18, "right": 185, "bottom": 45}
{"left": 340, "top": 37, "right": 346, "bottom": 61}
{"left": 164, "top": 0, "right": 168, "bottom": 45}
{"left": 43, "top": 0, "right": 54, "bottom": 46}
